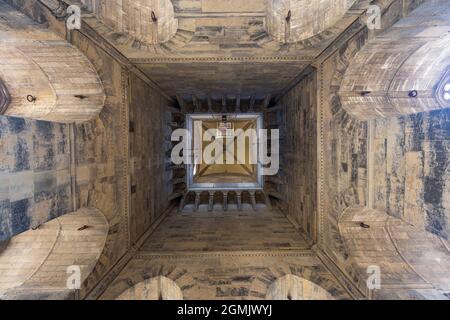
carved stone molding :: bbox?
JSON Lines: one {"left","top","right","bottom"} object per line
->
{"left": 131, "top": 56, "right": 316, "bottom": 64}
{"left": 134, "top": 249, "right": 316, "bottom": 261}
{"left": 0, "top": 78, "right": 11, "bottom": 114}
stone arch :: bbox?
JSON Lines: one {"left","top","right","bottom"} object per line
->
{"left": 0, "top": 78, "right": 11, "bottom": 114}
{"left": 339, "top": 0, "right": 450, "bottom": 120}
{"left": 266, "top": 0, "right": 357, "bottom": 43}
{"left": 80, "top": 0, "right": 178, "bottom": 44}
{"left": 266, "top": 274, "right": 335, "bottom": 300}
{"left": 0, "top": 3, "right": 105, "bottom": 123}
{"left": 115, "top": 276, "right": 183, "bottom": 300}
{"left": 0, "top": 208, "right": 108, "bottom": 300}
{"left": 322, "top": 29, "right": 369, "bottom": 253}
{"left": 339, "top": 207, "right": 450, "bottom": 299}
{"left": 245, "top": 264, "right": 349, "bottom": 300}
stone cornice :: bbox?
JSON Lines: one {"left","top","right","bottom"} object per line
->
{"left": 130, "top": 56, "right": 315, "bottom": 64}
{"left": 134, "top": 249, "right": 316, "bottom": 260}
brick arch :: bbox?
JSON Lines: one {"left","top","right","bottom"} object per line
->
{"left": 322, "top": 29, "right": 369, "bottom": 265}
{"left": 115, "top": 276, "right": 183, "bottom": 300}
{"left": 339, "top": 0, "right": 450, "bottom": 120}
{"left": 0, "top": 3, "right": 105, "bottom": 123}
{"left": 0, "top": 208, "right": 108, "bottom": 300}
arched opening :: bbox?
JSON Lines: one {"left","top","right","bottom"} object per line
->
{"left": 266, "top": 275, "right": 335, "bottom": 300}
{"left": 0, "top": 208, "right": 108, "bottom": 300}
{"left": 115, "top": 276, "right": 183, "bottom": 300}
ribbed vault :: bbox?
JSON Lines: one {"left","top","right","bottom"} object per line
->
{"left": 0, "top": 1, "right": 105, "bottom": 122}
{"left": 266, "top": 0, "right": 357, "bottom": 43}
{"left": 339, "top": 207, "right": 450, "bottom": 299}
{"left": 80, "top": 0, "right": 178, "bottom": 44}
{"left": 339, "top": 0, "right": 450, "bottom": 120}
{"left": 1, "top": 0, "right": 449, "bottom": 302}
{"left": 0, "top": 208, "right": 108, "bottom": 300}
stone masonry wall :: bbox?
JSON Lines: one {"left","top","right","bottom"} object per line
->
{"left": 129, "top": 74, "right": 171, "bottom": 243}
{"left": 372, "top": 110, "right": 450, "bottom": 239}
{"left": 100, "top": 251, "right": 351, "bottom": 300}
{"left": 1, "top": 0, "right": 174, "bottom": 298}
{"left": 0, "top": 115, "right": 72, "bottom": 241}
{"left": 317, "top": 0, "right": 450, "bottom": 298}
{"left": 279, "top": 71, "right": 318, "bottom": 241}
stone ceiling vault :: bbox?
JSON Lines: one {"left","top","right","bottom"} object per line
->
{"left": 75, "top": 0, "right": 365, "bottom": 98}
{"left": 1, "top": 0, "right": 450, "bottom": 301}
{"left": 339, "top": 0, "right": 450, "bottom": 120}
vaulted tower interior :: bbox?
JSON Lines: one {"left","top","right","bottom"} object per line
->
{"left": 0, "top": 0, "right": 450, "bottom": 300}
